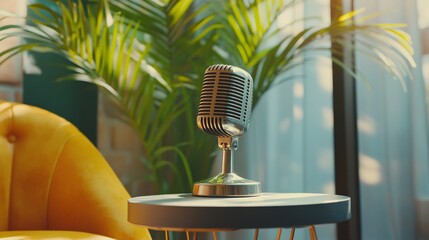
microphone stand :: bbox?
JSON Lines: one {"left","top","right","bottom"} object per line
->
{"left": 192, "top": 137, "right": 261, "bottom": 197}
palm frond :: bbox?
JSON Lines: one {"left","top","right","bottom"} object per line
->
{"left": 220, "top": 3, "right": 415, "bottom": 105}
{"left": 0, "top": 0, "right": 416, "bottom": 194}
{"left": 110, "top": 0, "right": 221, "bottom": 87}
{"left": 0, "top": 0, "right": 196, "bottom": 192}
{"left": 109, "top": 0, "right": 224, "bottom": 191}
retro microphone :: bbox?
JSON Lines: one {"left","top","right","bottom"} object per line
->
{"left": 192, "top": 64, "right": 261, "bottom": 197}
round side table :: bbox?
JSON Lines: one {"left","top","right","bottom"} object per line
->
{"left": 128, "top": 193, "right": 351, "bottom": 240}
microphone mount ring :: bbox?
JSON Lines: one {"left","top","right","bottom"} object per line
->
{"left": 217, "top": 137, "right": 238, "bottom": 150}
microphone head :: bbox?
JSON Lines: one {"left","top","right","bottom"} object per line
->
{"left": 197, "top": 64, "right": 253, "bottom": 138}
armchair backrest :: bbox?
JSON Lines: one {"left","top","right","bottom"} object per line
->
{"left": 0, "top": 101, "right": 150, "bottom": 239}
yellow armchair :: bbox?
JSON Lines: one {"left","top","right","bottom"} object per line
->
{"left": 0, "top": 101, "right": 151, "bottom": 239}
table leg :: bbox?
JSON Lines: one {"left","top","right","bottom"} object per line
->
{"left": 276, "top": 228, "right": 283, "bottom": 240}
{"left": 309, "top": 226, "right": 318, "bottom": 240}
{"left": 289, "top": 227, "right": 296, "bottom": 240}
{"left": 254, "top": 229, "right": 259, "bottom": 240}
{"left": 160, "top": 226, "right": 317, "bottom": 240}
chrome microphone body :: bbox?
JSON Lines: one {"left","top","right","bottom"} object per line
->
{"left": 197, "top": 64, "right": 252, "bottom": 140}
{"left": 192, "top": 64, "right": 261, "bottom": 197}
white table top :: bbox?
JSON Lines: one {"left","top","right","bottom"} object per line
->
{"left": 128, "top": 193, "right": 351, "bottom": 231}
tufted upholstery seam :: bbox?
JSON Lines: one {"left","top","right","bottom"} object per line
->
{"left": 0, "top": 101, "right": 151, "bottom": 239}
{"left": 4, "top": 101, "right": 82, "bottom": 230}
{"left": 6, "top": 102, "right": 16, "bottom": 230}
{"left": 45, "top": 131, "right": 81, "bottom": 230}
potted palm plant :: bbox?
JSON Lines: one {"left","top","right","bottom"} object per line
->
{"left": 0, "top": 0, "right": 414, "bottom": 194}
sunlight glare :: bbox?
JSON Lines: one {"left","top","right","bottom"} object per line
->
{"left": 293, "top": 106, "right": 303, "bottom": 120}
{"left": 318, "top": 149, "right": 333, "bottom": 170}
{"left": 358, "top": 115, "right": 376, "bottom": 135}
{"left": 323, "top": 182, "right": 335, "bottom": 194}
{"left": 316, "top": 59, "right": 333, "bottom": 93}
{"left": 359, "top": 154, "right": 382, "bottom": 185}
{"left": 322, "top": 107, "right": 333, "bottom": 129}
{"left": 293, "top": 81, "right": 304, "bottom": 98}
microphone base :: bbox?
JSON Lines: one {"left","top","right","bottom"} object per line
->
{"left": 192, "top": 173, "right": 261, "bottom": 197}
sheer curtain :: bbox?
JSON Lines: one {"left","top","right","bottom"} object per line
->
{"left": 223, "top": 0, "right": 336, "bottom": 239}
{"left": 355, "top": 0, "right": 429, "bottom": 239}
{"left": 221, "top": 0, "right": 429, "bottom": 239}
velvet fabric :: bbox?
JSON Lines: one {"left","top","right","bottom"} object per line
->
{"left": 0, "top": 230, "right": 115, "bottom": 239}
{"left": 0, "top": 101, "right": 151, "bottom": 239}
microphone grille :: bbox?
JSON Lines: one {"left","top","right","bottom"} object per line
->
{"left": 197, "top": 64, "right": 253, "bottom": 137}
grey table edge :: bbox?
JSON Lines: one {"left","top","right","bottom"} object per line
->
{"left": 128, "top": 192, "right": 351, "bottom": 231}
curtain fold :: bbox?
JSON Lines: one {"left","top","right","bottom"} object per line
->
{"left": 228, "top": 0, "right": 336, "bottom": 238}
{"left": 224, "top": 0, "right": 429, "bottom": 239}
{"left": 355, "top": 0, "right": 429, "bottom": 239}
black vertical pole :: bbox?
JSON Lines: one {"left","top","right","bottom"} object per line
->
{"left": 330, "top": 0, "right": 362, "bottom": 240}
